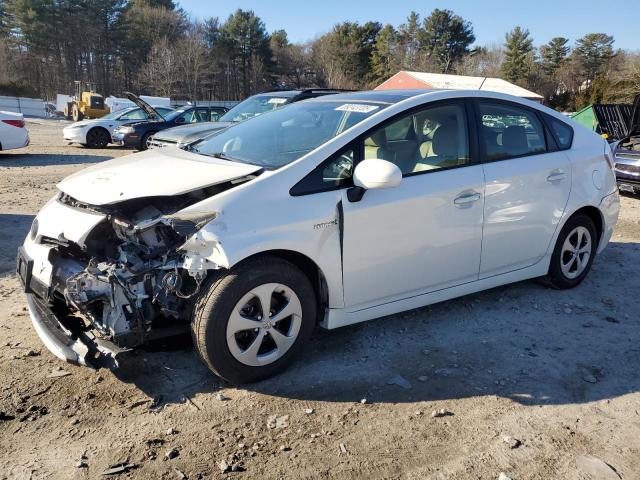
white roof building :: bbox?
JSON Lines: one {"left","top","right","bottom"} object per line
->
{"left": 375, "top": 71, "right": 543, "bottom": 102}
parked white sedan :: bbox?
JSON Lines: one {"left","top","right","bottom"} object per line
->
{"left": 62, "top": 106, "right": 174, "bottom": 148}
{"left": 0, "top": 111, "right": 29, "bottom": 151}
{"left": 18, "top": 90, "right": 619, "bottom": 383}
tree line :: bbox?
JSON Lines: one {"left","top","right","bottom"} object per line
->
{"left": 0, "top": 0, "right": 638, "bottom": 111}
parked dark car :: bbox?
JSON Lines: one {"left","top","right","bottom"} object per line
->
{"left": 113, "top": 93, "right": 229, "bottom": 150}
{"left": 613, "top": 94, "right": 640, "bottom": 194}
{"left": 148, "top": 89, "right": 350, "bottom": 149}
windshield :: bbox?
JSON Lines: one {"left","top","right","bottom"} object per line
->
{"left": 193, "top": 100, "right": 385, "bottom": 169}
{"left": 219, "top": 95, "right": 292, "bottom": 122}
{"left": 103, "top": 108, "right": 136, "bottom": 120}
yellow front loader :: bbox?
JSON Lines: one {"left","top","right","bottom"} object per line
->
{"left": 64, "top": 81, "right": 110, "bottom": 121}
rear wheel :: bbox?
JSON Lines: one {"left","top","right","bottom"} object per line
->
{"left": 85, "top": 127, "right": 110, "bottom": 148}
{"left": 191, "top": 256, "right": 317, "bottom": 384}
{"left": 546, "top": 214, "right": 598, "bottom": 289}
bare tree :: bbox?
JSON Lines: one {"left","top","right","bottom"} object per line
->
{"left": 139, "top": 37, "right": 180, "bottom": 98}
{"left": 174, "top": 26, "right": 209, "bottom": 101}
{"left": 457, "top": 45, "right": 504, "bottom": 77}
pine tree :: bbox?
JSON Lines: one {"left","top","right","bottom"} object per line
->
{"left": 420, "top": 9, "right": 475, "bottom": 73}
{"left": 575, "top": 33, "right": 614, "bottom": 81}
{"left": 0, "top": 0, "right": 8, "bottom": 36}
{"left": 540, "top": 37, "right": 569, "bottom": 76}
{"left": 398, "top": 11, "right": 421, "bottom": 69}
{"left": 502, "top": 26, "right": 534, "bottom": 84}
{"left": 370, "top": 24, "right": 398, "bottom": 84}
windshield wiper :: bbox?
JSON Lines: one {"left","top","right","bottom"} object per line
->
{"left": 195, "top": 151, "right": 246, "bottom": 163}
{"left": 198, "top": 151, "right": 266, "bottom": 168}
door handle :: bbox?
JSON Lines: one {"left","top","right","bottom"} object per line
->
{"left": 547, "top": 170, "right": 567, "bottom": 182}
{"left": 454, "top": 192, "right": 481, "bottom": 207}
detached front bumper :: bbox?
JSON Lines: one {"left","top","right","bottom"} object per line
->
{"left": 25, "top": 293, "right": 123, "bottom": 369}
{"left": 16, "top": 200, "right": 128, "bottom": 369}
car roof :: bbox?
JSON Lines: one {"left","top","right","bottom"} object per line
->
{"left": 255, "top": 90, "right": 301, "bottom": 98}
{"left": 305, "top": 89, "right": 441, "bottom": 105}
{"left": 255, "top": 89, "right": 353, "bottom": 99}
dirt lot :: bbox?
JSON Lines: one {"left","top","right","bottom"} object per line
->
{"left": 1, "top": 119, "right": 639, "bottom": 480}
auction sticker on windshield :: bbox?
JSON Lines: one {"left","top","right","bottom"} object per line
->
{"left": 268, "top": 98, "right": 288, "bottom": 104}
{"left": 335, "top": 104, "right": 379, "bottom": 113}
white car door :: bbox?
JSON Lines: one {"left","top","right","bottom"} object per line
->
{"left": 339, "top": 101, "right": 485, "bottom": 309}
{"left": 475, "top": 100, "right": 571, "bottom": 278}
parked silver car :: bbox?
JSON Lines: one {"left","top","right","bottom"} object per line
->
{"left": 148, "top": 89, "right": 348, "bottom": 149}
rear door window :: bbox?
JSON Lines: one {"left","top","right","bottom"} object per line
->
{"left": 195, "top": 108, "right": 210, "bottom": 122}
{"left": 210, "top": 109, "right": 225, "bottom": 122}
{"left": 180, "top": 110, "right": 198, "bottom": 123}
{"left": 477, "top": 102, "right": 547, "bottom": 161}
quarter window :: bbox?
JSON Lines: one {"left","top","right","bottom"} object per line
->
{"left": 478, "top": 102, "right": 547, "bottom": 161}
{"left": 545, "top": 114, "right": 573, "bottom": 150}
{"left": 362, "top": 103, "right": 470, "bottom": 176}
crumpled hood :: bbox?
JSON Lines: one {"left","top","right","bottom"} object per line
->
{"left": 57, "top": 148, "right": 261, "bottom": 206}
{"left": 154, "top": 121, "right": 234, "bottom": 144}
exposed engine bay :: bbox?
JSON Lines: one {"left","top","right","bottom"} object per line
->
{"left": 39, "top": 176, "right": 256, "bottom": 357}
{"left": 618, "top": 136, "right": 640, "bottom": 153}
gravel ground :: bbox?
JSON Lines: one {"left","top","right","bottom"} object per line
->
{"left": 0, "top": 119, "right": 639, "bottom": 480}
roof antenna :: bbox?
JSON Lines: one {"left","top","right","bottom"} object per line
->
{"left": 478, "top": 77, "right": 487, "bottom": 90}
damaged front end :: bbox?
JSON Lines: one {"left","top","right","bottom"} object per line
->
{"left": 21, "top": 177, "right": 251, "bottom": 368}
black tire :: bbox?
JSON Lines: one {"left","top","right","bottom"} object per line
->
{"left": 191, "top": 256, "right": 317, "bottom": 384}
{"left": 546, "top": 214, "right": 598, "bottom": 289}
{"left": 63, "top": 103, "right": 73, "bottom": 120}
{"left": 138, "top": 131, "right": 155, "bottom": 151}
{"left": 85, "top": 127, "right": 110, "bottom": 148}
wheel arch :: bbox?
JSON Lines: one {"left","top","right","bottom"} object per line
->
{"left": 232, "top": 249, "right": 329, "bottom": 324}
{"left": 564, "top": 205, "right": 604, "bottom": 243}
{"left": 87, "top": 126, "right": 111, "bottom": 142}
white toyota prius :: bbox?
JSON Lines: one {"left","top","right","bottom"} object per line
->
{"left": 18, "top": 90, "right": 620, "bottom": 383}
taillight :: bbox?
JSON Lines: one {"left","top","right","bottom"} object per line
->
{"left": 2, "top": 119, "right": 25, "bottom": 128}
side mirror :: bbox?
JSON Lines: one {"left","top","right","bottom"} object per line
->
{"left": 175, "top": 117, "right": 185, "bottom": 124}
{"left": 353, "top": 159, "right": 402, "bottom": 190}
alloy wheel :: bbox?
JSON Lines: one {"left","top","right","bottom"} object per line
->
{"left": 560, "top": 226, "right": 592, "bottom": 279}
{"left": 226, "top": 283, "right": 302, "bottom": 367}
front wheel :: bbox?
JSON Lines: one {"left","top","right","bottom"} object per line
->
{"left": 71, "top": 103, "right": 83, "bottom": 122}
{"left": 85, "top": 128, "right": 110, "bottom": 148}
{"left": 192, "top": 256, "right": 317, "bottom": 383}
{"left": 138, "top": 131, "right": 155, "bottom": 151}
{"left": 546, "top": 214, "right": 598, "bottom": 289}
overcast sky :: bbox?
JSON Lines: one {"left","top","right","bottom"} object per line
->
{"left": 178, "top": 0, "right": 637, "bottom": 50}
